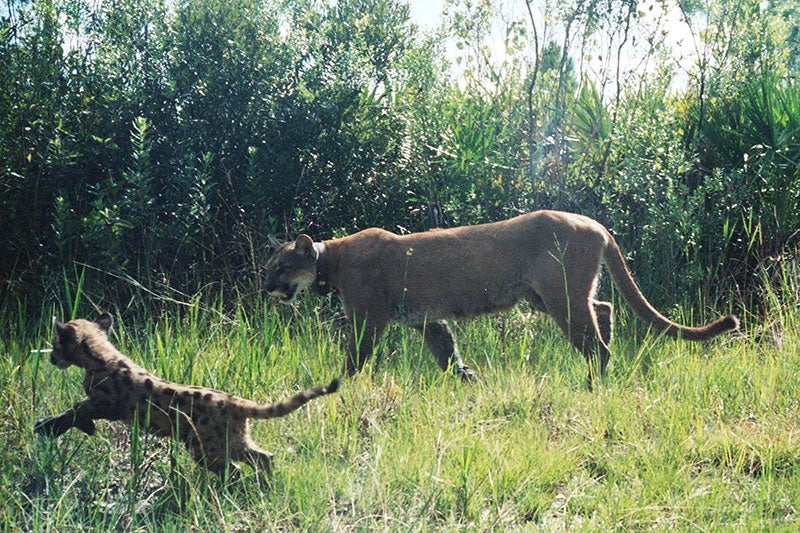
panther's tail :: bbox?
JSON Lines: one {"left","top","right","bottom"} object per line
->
{"left": 603, "top": 233, "right": 739, "bottom": 340}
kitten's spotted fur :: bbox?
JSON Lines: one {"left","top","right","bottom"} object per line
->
{"left": 34, "top": 313, "right": 338, "bottom": 476}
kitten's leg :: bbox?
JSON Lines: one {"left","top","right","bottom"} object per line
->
{"left": 242, "top": 445, "right": 274, "bottom": 473}
{"left": 34, "top": 400, "right": 97, "bottom": 437}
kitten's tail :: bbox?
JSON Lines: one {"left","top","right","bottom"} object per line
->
{"left": 240, "top": 378, "right": 339, "bottom": 420}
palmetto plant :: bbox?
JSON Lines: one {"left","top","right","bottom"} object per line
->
{"left": 700, "top": 73, "right": 800, "bottom": 259}
{"left": 569, "top": 80, "right": 612, "bottom": 179}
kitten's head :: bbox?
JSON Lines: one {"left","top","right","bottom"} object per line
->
{"left": 51, "top": 313, "right": 113, "bottom": 369}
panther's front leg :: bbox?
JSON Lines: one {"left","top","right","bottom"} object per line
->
{"left": 412, "top": 320, "right": 477, "bottom": 382}
{"left": 343, "top": 315, "right": 388, "bottom": 376}
{"left": 34, "top": 400, "right": 98, "bottom": 438}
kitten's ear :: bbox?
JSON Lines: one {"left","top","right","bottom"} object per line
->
{"left": 53, "top": 317, "right": 73, "bottom": 340}
{"left": 95, "top": 313, "right": 114, "bottom": 335}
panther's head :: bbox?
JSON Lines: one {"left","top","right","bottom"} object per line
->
{"left": 51, "top": 313, "right": 113, "bottom": 369}
{"left": 263, "top": 235, "right": 318, "bottom": 304}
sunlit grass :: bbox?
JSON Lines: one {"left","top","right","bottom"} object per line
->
{"left": 1, "top": 276, "right": 798, "bottom": 530}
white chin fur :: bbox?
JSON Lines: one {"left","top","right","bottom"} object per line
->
{"left": 269, "top": 290, "right": 296, "bottom": 304}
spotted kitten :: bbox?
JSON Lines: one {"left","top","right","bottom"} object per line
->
{"left": 34, "top": 313, "right": 338, "bottom": 476}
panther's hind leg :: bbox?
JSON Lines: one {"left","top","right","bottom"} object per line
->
{"left": 593, "top": 300, "right": 613, "bottom": 347}
{"left": 541, "top": 269, "right": 611, "bottom": 390}
{"left": 553, "top": 306, "right": 610, "bottom": 390}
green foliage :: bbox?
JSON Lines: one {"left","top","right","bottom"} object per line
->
{"left": 676, "top": 71, "right": 800, "bottom": 300}
{"left": 0, "top": 0, "right": 798, "bottom": 312}
{"left": 2, "top": 1, "right": 799, "bottom": 527}
{"left": 0, "top": 0, "right": 422, "bottom": 303}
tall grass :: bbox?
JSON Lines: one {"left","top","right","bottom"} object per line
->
{"left": 1, "top": 267, "right": 798, "bottom": 530}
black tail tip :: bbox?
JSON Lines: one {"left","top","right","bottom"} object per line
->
{"left": 722, "top": 314, "right": 740, "bottom": 331}
{"left": 326, "top": 378, "right": 340, "bottom": 394}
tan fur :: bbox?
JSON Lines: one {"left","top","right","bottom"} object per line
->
{"left": 264, "top": 210, "right": 739, "bottom": 388}
{"left": 34, "top": 313, "right": 338, "bottom": 476}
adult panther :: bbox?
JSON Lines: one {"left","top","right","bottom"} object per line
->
{"left": 264, "top": 210, "right": 738, "bottom": 388}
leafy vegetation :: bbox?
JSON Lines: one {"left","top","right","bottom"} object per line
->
{"left": 1, "top": 0, "right": 797, "bottom": 310}
{"left": 1, "top": 0, "right": 799, "bottom": 528}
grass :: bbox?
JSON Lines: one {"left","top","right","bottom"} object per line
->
{"left": 1, "top": 279, "right": 799, "bottom": 530}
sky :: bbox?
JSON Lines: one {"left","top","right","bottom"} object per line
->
{"left": 404, "top": 0, "right": 700, "bottom": 91}
{"left": 406, "top": 0, "right": 446, "bottom": 30}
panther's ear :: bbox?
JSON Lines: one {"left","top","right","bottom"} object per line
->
{"left": 95, "top": 313, "right": 114, "bottom": 335}
{"left": 53, "top": 317, "right": 73, "bottom": 340}
{"left": 295, "top": 234, "right": 314, "bottom": 255}
{"left": 267, "top": 234, "right": 284, "bottom": 250}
